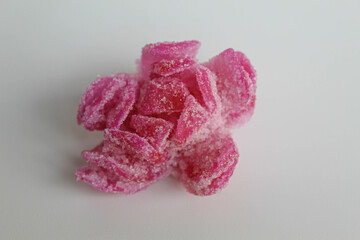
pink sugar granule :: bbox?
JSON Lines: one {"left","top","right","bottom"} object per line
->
{"left": 76, "top": 40, "right": 257, "bottom": 196}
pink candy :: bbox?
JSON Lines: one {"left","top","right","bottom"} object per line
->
{"left": 76, "top": 40, "right": 256, "bottom": 196}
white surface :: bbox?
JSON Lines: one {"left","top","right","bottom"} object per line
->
{"left": 1, "top": 0, "right": 359, "bottom": 239}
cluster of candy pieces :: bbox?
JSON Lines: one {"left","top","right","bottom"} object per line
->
{"left": 76, "top": 40, "right": 256, "bottom": 196}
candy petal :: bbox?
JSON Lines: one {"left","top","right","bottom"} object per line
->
{"left": 203, "top": 49, "right": 256, "bottom": 126}
{"left": 106, "top": 73, "right": 138, "bottom": 129}
{"left": 76, "top": 166, "right": 157, "bottom": 194}
{"left": 137, "top": 78, "right": 189, "bottom": 115}
{"left": 82, "top": 143, "right": 168, "bottom": 182}
{"left": 77, "top": 73, "right": 138, "bottom": 130}
{"left": 152, "top": 57, "right": 197, "bottom": 77}
{"left": 175, "top": 132, "right": 239, "bottom": 196}
{"left": 176, "top": 68, "right": 205, "bottom": 107}
{"left": 104, "top": 129, "right": 162, "bottom": 163}
{"left": 174, "top": 95, "right": 209, "bottom": 144}
{"left": 130, "top": 115, "right": 174, "bottom": 152}
{"left": 76, "top": 143, "right": 169, "bottom": 194}
{"left": 195, "top": 65, "right": 220, "bottom": 113}
{"left": 140, "top": 40, "right": 200, "bottom": 79}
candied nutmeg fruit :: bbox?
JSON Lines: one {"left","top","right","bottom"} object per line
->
{"left": 76, "top": 40, "right": 257, "bottom": 196}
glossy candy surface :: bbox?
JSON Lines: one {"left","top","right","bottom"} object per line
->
{"left": 77, "top": 40, "right": 256, "bottom": 196}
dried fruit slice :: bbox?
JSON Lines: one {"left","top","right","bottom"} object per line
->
{"left": 152, "top": 57, "right": 197, "bottom": 77}
{"left": 140, "top": 40, "right": 200, "bottom": 79}
{"left": 175, "top": 132, "right": 239, "bottom": 196}
{"left": 130, "top": 115, "right": 174, "bottom": 152}
{"left": 203, "top": 49, "right": 256, "bottom": 127}
{"left": 77, "top": 73, "right": 138, "bottom": 130}
{"left": 104, "top": 129, "right": 162, "bottom": 163}
{"left": 137, "top": 78, "right": 189, "bottom": 115}
{"left": 173, "top": 95, "right": 209, "bottom": 144}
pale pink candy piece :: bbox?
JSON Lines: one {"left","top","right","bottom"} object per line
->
{"left": 140, "top": 40, "right": 200, "bottom": 79}
{"left": 137, "top": 78, "right": 190, "bottom": 115}
{"left": 195, "top": 65, "right": 219, "bottom": 113}
{"left": 103, "top": 129, "right": 162, "bottom": 163}
{"left": 76, "top": 166, "right": 154, "bottom": 194}
{"left": 81, "top": 143, "right": 168, "bottom": 182}
{"left": 77, "top": 73, "right": 138, "bottom": 130}
{"left": 203, "top": 48, "right": 256, "bottom": 127}
{"left": 175, "top": 132, "right": 239, "bottom": 196}
{"left": 130, "top": 115, "right": 174, "bottom": 152}
{"left": 152, "top": 57, "right": 197, "bottom": 77}
{"left": 173, "top": 95, "right": 209, "bottom": 144}
{"left": 76, "top": 143, "right": 169, "bottom": 194}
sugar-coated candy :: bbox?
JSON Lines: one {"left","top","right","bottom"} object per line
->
{"left": 174, "top": 95, "right": 209, "bottom": 144}
{"left": 103, "top": 129, "right": 162, "bottom": 163}
{"left": 195, "top": 65, "right": 219, "bottom": 113}
{"left": 77, "top": 73, "right": 137, "bottom": 130}
{"left": 137, "top": 77, "right": 189, "bottom": 115}
{"left": 152, "top": 57, "right": 197, "bottom": 77}
{"left": 139, "top": 40, "right": 200, "bottom": 79}
{"left": 204, "top": 48, "right": 256, "bottom": 127}
{"left": 76, "top": 40, "right": 257, "bottom": 196}
{"left": 130, "top": 115, "right": 174, "bottom": 152}
{"left": 174, "top": 132, "right": 239, "bottom": 196}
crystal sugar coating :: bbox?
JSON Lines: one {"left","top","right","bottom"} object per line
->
{"left": 76, "top": 40, "right": 257, "bottom": 196}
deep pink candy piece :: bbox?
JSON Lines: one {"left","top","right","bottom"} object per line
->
{"left": 130, "top": 115, "right": 174, "bottom": 152}
{"left": 137, "top": 77, "right": 190, "bottom": 115}
{"left": 139, "top": 40, "right": 201, "bottom": 79}
{"left": 174, "top": 95, "right": 209, "bottom": 144}
{"left": 195, "top": 65, "right": 219, "bottom": 113}
{"left": 204, "top": 48, "right": 256, "bottom": 127}
{"left": 77, "top": 73, "right": 138, "bottom": 131}
{"left": 76, "top": 143, "right": 169, "bottom": 194}
{"left": 175, "top": 132, "right": 239, "bottom": 196}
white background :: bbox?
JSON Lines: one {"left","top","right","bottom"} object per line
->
{"left": 1, "top": 0, "right": 359, "bottom": 239}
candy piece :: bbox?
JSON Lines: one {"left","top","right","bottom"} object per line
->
{"left": 175, "top": 132, "right": 239, "bottom": 195}
{"left": 76, "top": 40, "right": 257, "bottom": 196}
{"left": 152, "top": 57, "right": 197, "bottom": 77}
{"left": 130, "top": 115, "right": 174, "bottom": 152}
{"left": 137, "top": 78, "right": 190, "bottom": 115}
{"left": 76, "top": 166, "right": 153, "bottom": 194}
{"left": 174, "top": 95, "right": 209, "bottom": 144}
{"left": 76, "top": 142, "right": 169, "bottom": 194}
{"left": 81, "top": 143, "right": 168, "bottom": 182}
{"left": 176, "top": 68, "right": 205, "bottom": 107}
{"left": 104, "top": 129, "right": 162, "bottom": 163}
{"left": 203, "top": 48, "right": 256, "bottom": 126}
{"left": 195, "top": 65, "right": 219, "bottom": 113}
{"left": 106, "top": 73, "right": 138, "bottom": 129}
{"left": 140, "top": 40, "right": 200, "bottom": 79}
{"left": 77, "top": 73, "right": 137, "bottom": 130}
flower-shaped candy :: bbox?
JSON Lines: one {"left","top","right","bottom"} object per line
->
{"left": 76, "top": 40, "right": 256, "bottom": 196}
